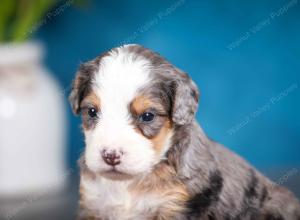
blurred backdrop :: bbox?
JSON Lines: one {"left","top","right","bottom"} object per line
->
{"left": 0, "top": 0, "right": 299, "bottom": 219}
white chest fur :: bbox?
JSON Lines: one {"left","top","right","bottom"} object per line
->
{"left": 81, "top": 176, "right": 164, "bottom": 220}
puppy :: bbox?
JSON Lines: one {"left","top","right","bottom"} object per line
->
{"left": 69, "top": 44, "right": 300, "bottom": 220}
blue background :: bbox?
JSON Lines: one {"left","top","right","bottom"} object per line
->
{"left": 36, "top": 0, "right": 300, "bottom": 171}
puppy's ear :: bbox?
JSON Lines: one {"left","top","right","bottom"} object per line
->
{"left": 171, "top": 68, "right": 199, "bottom": 126}
{"left": 69, "top": 61, "right": 98, "bottom": 115}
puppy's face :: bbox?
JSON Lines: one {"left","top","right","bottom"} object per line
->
{"left": 69, "top": 45, "right": 199, "bottom": 180}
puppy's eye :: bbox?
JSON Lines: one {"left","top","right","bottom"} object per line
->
{"left": 139, "top": 112, "right": 155, "bottom": 123}
{"left": 88, "top": 108, "right": 98, "bottom": 118}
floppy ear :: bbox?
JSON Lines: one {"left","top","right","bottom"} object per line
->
{"left": 69, "top": 61, "right": 98, "bottom": 115}
{"left": 171, "top": 68, "right": 199, "bottom": 126}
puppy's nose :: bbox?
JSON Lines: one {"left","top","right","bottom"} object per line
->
{"left": 102, "top": 150, "right": 121, "bottom": 166}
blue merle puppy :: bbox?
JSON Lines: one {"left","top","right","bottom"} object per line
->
{"left": 69, "top": 44, "right": 300, "bottom": 220}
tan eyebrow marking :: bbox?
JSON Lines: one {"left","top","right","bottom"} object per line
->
{"left": 130, "top": 95, "right": 166, "bottom": 116}
{"left": 81, "top": 92, "right": 101, "bottom": 110}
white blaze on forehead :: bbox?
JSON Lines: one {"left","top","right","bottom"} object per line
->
{"left": 93, "top": 48, "right": 151, "bottom": 121}
{"left": 89, "top": 47, "right": 153, "bottom": 150}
